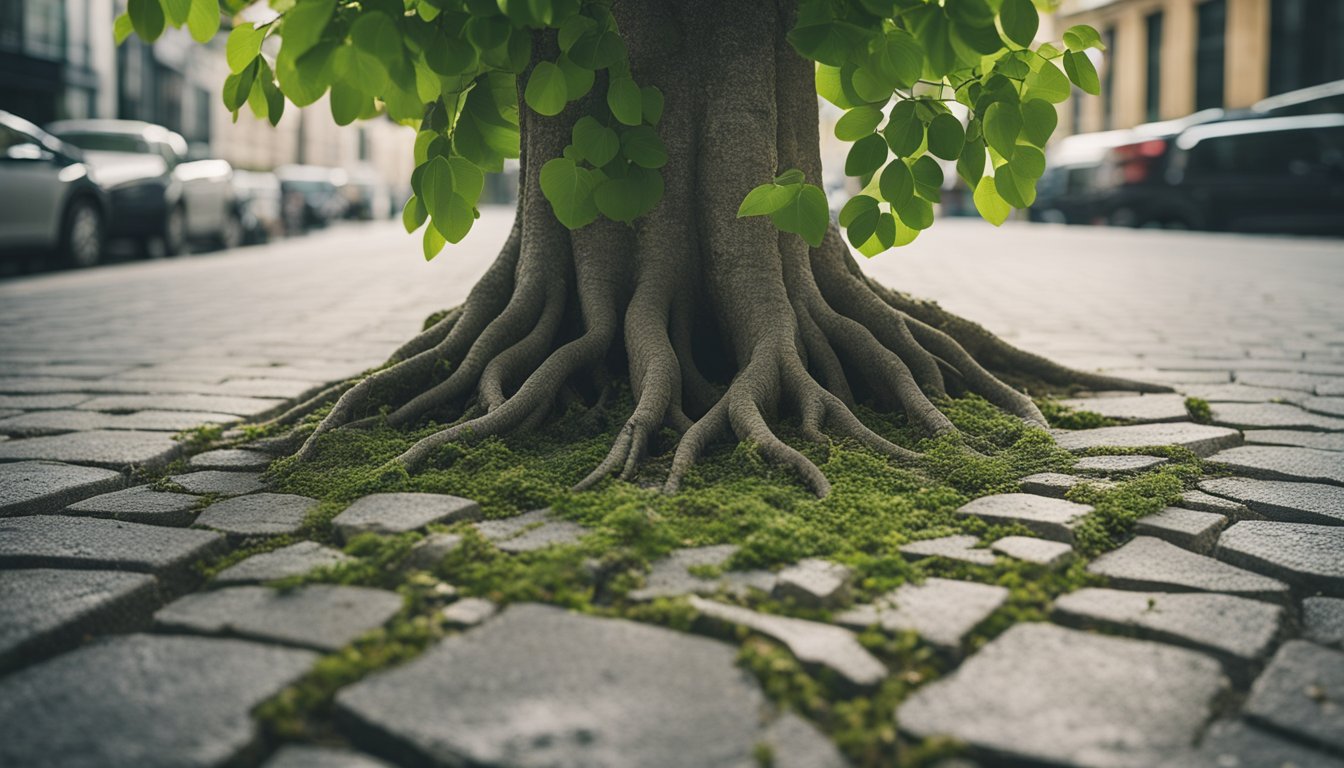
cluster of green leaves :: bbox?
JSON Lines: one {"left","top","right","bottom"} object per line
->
{"left": 740, "top": 0, "right": 1105, "bottom": 254}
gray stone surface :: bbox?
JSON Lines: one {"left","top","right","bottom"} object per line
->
{"left": 1216, "top": 521, "right": 1344, "bottom": 595}
{"left": 0, "top": 393, "right": 92, "bottom": 410}
{"left": 955, "top": 493, "right": 1093, "bottom": 543}
{"left": 1017, "top": 472, "right": 1083, "bottom": 498}
{"left": 1207, "top": 445, "right": 1344, "bottom": 486}
{"left": 896, "top": 622, "right": 1228, "bottom": 768}
{"left": 0, "top": 460, "right": 123, "bottom": 516}
{"left": 335, "top": 603, "right": 839, "bottom": 767}
{"left": 474, "top": 508, "right": 587, "bottom": 553}
{"left": 1133, "top": 507, "right": 1226, "bottom": 554}
{"left": 1053, "top": 422, "right": 1242, "bottom": 457}
{"left": 0, "top": 568, "right": 159, "bottom": 672}
{"left": 1180, "top": 383, "right": 1307, "bottom": 403}
{"left": 0, "top": 409, "right": 239, "bottom": 436}
{"left": 1236, "top": 371, "right": 1337, "bottom": 393}
{"left": 0, "top": 515, "right": 225, "bottom": 593}
{"left": 990, "top": 536, "right": 1074, "bottom": 568}
{"left": 1199, "top": 477, "right": 1344, "bottom": 525}
{"left": 0, "top": 634, "right": 316, "bottom": 768}
{"left": 60, "top": 485, "right": 201, "bottom": 527}
{"left": 1178, "top": 489, "right": 1260, "bottom": 521}
{"left": 835, "top": 578, "right": 1009, "bottom": 654}
{"left": 1305, "top": 396, "right": 1344, "bottom": 416}
{"left": 441, "top": 597, "right": 497, "bottom": 628}
{"left": 1303, "top": 597, "right": 1344, "bottom": 649}
{"left": 404, "top": 532, "right": 464, "bottom": 570}
{"left": 168, "top": 470, "right": 266, "bottom": 496}
{"left": 261, "top": 746, "right": 394, "bottom": 768}
{"left": 690, "top": 596, "right": 886, "bottom": 690}
{"left": 1319, "top": 380, "right": 1344, "bottom": 396}
{"left": 628, "top": 544, "right": 777, "bottom": 601}
{"left": 195, "top": 493, "right": 317, "bottom": 538}
{"left": 0, "top": 430, "right": 182, "bottom": 468}
{"left": 156, "top": 584, "right": 403, "bottom": 652}
{"left": 189, "top": 449, "right": 272, "bottom": 471}
{"left": 1159, "top": 720, "right": 1344, "bottom": 768}
{"left": 1073, "top": 454, "right": 1169, "bottom": 475}
{"left": 1211, "top": 402, "right": 1344, "bottom": 431}
{"left": 759, "top": 713, "right": 849, "bottom": 768}
{"left": 1244, "top": 429, "right": 1344, "bottom": 451}
{"left": 213, "top": 541, "right": 353, "bottom": 585}
{"left": 899, "top": 535, "right": 996, "bottom": 566}
{"left": 773, "top": 558, "right": 853, "bottom": 608}
{"left": 1245, "top": 640, "right": 1344, "bottom": 754}
{"left": 1052, "top": 588, "right": 1284, "bottom": 675}
{"left": 1087, "top": 536, "right": 1290, "bottom": 600}
{"left": 75, "top": 393, "right": 285, "bottom": 417}
{"left": 1058, "top": 394, "right": 1191, "bottom": 423}
{"left": 333, "top": 492, "right": 481, "bottom": 540}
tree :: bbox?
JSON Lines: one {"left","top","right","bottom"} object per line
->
{"left": 124, "top": 0, "right": 1161, "bottom": 496}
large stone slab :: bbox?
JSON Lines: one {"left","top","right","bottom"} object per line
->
{"left": 60, "top": 485, "right": 202, "bottom": 527}
{"left": 213, "top": 541, "right": 353, "bottom": 585}
{"left": 1017, "top": 472, "right": 1085, "bottom": 498}
{"left": 1303, "top": 597, "right": 1344, "bottom": 649}
{"left": 0, "top": 460, "right": 123, "bottom": 516}
{"left": 76, "top": 394, "right": 285, "bottom": 417}
{"left": 0, "top": 515, "right": 225, "bottom": 593}
{"left": 1207, "top": 445, "right": 1344, "bottom": 486}
{"left": 1245, "top": 640, "right": 1344, "bottom": 753}
{"left": 1211, "top": 402, "right": 1344, "bottom": 431}
{"left": 1199, "top": 477, "right": 1344, "bottom": 525}
{"left": 168, "top": 470, "right": 266, "bottom": 496}
{"left": 261, "top": 746, "right": 394, "bottom": 768}
{"left": 474, "top": 508, "right": 587, "bottom": 553}
{"left": 1244, "top": 429, "right": 1344, "bottom": 451}
{"left": 156, "top": 584, "right": 403, "bottom": 652}
{"left": 195, "top": 493, "right": 317, "bottom": 538}
{"left": 1303, "top": 396, "right": 1344, "bottom": 417}
{"left": 0, "top": 393, "right": 92, "bottom": 410}
{"left": 1177, "top": 489, "right": 1260, "bottom": 521}
{"left": 1238, "top": 371, "right": 1339, "bottom": 393}
{"left": 333, "top": 492, "right": 481, "bottom": 540}
{"left": 1158, "top": 720, "right": 1344, "bottom": 768}
{"left": 772, "top": 558, "right": 853, "bottom": 608}
{"left": 899, "top": 535, "right": 996, "bottom": 566}
{"left": 955, "top": 493, "right": 1093, "bottom": 543}
{"left": 628, "top": 544, "right": 777, "bottom": 601}
{"left": 835, "top": 578, "right": 1008, "bottom": 655}
{"left": 189, "top": 449, "right": 271, "bottom": 471}
{"left": 989, "top": 536, "right": 1074, "bottom": 568}
{"left": 0, "top": 430, "right": 182, "bottom": 469}
{"left": 1073, "top": 454, "right": 1169, "bottom": 475}
{"left": 1133, "top": 507, "right": 1226, "bottom": 554}
{"left": 0, "top": 568, "right": 159, "bottom": 672}
{"left": 896, "top": 622, "right": 1228, "bottom": 767}
{"left": 1058, "top": 394, "right": 1191, "bottom": 423}
{"left": 1053, "top": 423, "right": 1242, "bottom": 457}
{"left": 1216, "top": 521, "right": 1344, "bottom": 595}
{"left": 335, "top": 603, "right": 845, "bottom": 767}
{"left": 1180, "top": 384, "right": 1307, "bottom": 403}
{"left": 1087, "top": 536, "right": 1290, "bottom": 601}
{"left": 0, "top": 634, "right": 316, "bottom": 768}
{"left": 0, "top": 409, "right": 239, "bottom": 436}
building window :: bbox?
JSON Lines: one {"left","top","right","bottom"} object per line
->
{"left": 1144, "top": 11, "right": 1163, "bottom": 121}
{"left": 1270, "top": 0, "right": 1344, "bottom": 95}
{"left": 1102, "top": 27, "right": 1116, "bottom": 129}
{"left": 1195, "top": 0, "right": 1226, "bottom": 111}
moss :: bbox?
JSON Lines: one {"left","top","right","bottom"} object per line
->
{"left": 1069, "top": 468, "right": 1190, "bottom": 555}
{"left": 1036, "top": 399, "right": 1119, "bottom": 430}
{"left": 1185, "top": 396, "right": 1213, "bottom": 424}
{"left": 173, "top": 423, "right": 225, "bottom": 449}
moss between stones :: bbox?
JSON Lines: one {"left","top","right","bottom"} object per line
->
{"left": 1184, "top": 396, "right": 1213, "bottom": 424}
{"left": 1036, "top": 398, "right": 1119, "bottom": 430}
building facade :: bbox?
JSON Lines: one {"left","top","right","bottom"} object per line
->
{"left": 0, "top": 0, "right": 116, "bottom": 124}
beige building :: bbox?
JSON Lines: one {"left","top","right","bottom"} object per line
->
{"left": 1056, "top": 0, "right": 1343, "bottom": 135}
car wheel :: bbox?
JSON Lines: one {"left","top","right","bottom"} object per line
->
{"left": 218, "top": 211, "right": 244, "bottom": 250}
{"left": 162, "top": 205, "right": 187, "bottom": 256}
{"left": 61, "top": 198, "right": 104, "bottom": 269}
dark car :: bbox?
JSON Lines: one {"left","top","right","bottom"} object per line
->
{"left": 275, "top": 164, "right": 348, "bottom": 233}
{"left": 0, "top": 111, "right": 109, "bottom": 269}
{"left": 1030, "top": 130, "right": 1136, "bottom": 225}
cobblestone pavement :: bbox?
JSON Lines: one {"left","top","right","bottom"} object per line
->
{"left": 1, "top": 217, "right": 1343, "bottom": 767}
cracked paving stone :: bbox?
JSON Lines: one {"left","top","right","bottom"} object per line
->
{"left": 1319, "top": 380, "right": 1344, "bottom": 397}
{"left": 1303, "top": 396, "right": 1344, "bottom": 417}
{"left": 0, "top": 515, "right": 224, "bottom": 594}
{"left": 0, "top": 409, "right": 239, "bottom": 437}
{"left": 0, "top": 430, "right": 182, "bottom": 470}
{"left": 60, "top": 485, "right": 202, "bottom": 527}
{"left": 0, "top": 634, "right": 316, "bottom": 768}
{"left": 1179, "top": 384, "right": 1307, "bottom": 403}
{"left": 900, "top": 535, "right": 996, "bottom": 566}
{"left": 0, "top": 460, "right": 123, "bottom": 516}
{"left": 334, "top": 603, "right": 846, "bottom": 768}
{"left": 772, "top": 558, "right": 853, "bottom": 608}
{"left": 896, "top": 622, "right": 1228, "bottom": 768}
{"left": 333, "top": 492, "right": 481, "bottom": 541}
{"left": 627, "top": 544, "right": 776, "bottom": 601}
{"left": 0, "top": 393, "right": 92, "bottom": 410}
{"left": 1244, "top": 429, "right": 1344, "bottom": 451}
{"left": 1245, "top": 640, "right": 1344, "bottom": 754}
{"left": 1133, "top": 507, "right": 1227, "bottom": 554}
{"left": 835, "top": 578, "right": 1008, "bottom": 655}
{"left": 955, "top": 493, "right": 1093, "bottom": 544}
{"left": 1199, "top": 477, "right": 1344, "bottom": 526}
{"left": 213, "top": 541, "right": 353, "bottom": 585}
{"left": 0, "top": 568, "right": 159, "bottom": 673}
{"left": 168, "top": 470, "right": 266, "bottom": 496}
{"left": 473, "top": 508, "right": 587, "bottom": 553}
{"left": 1073, "top": 454, "right": 1169, "bottom": 475}
{"left": 188, "top": 449, "right": 272, "bottom": 471}
{"left": 260, "top": 746, "right": 394, "bottom": 768}
{"left": 1207, "top": 445, "right": 1344, "bottom": 486}
{"left": 1211, "top": 402, "right": 1344, "bottom": 431}
{"left": 75, "top": 394, "right": 285, "bottom": 417}
{"left": 403, "top": 532, "right": 464, "bottom": 571}
{"left": 1216, "top": 521, "right": 1344, "bottom": 595}
{"left": 1237, "top": 372, "right": 1342, "bottom": 392}
{"left": 1018, "top": 472, "right": 1084, "bottom": 498}
{"left": 989, "top": 536, "right": 1074, "bottom": 568}
{"left": 1178, "top": 489, "right": 1261, "bottom": 521}
{"left": 1053, "top": 422, "right": 1242, "bottom": 457}
{"left": 1087, "top": 536, "right": 1290, "bottom": 601}
{"left": 1158, "top": 720, "right": 1344, "bottom": 768}
{"left": 1058, "top": 394, "right": 1191, "bottom": 423}
{"left": 1052, "top": 588, "right": 1284, "bottom": 680}
{"left": 1303, "top": 597, "right": 1344, "bottom": 649}
{"left": 195, "top": 493, "right": 317, "bottom": 538}
{"left": 441, "top": 597, "right": 497, "bottom": 628}
{"left": 156, "top": 584, "right": 403, "bottom": 652}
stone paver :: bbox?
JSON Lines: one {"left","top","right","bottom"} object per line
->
{"left": 1087, "top": 536, "right": 1290, "bottom": 601}
{"left": 195, "top": 493, "right": 317, "bottom": 538}
{"left": 1303, "top": 597, "right": 1344, "bottom": 649}
{"left": 1236, "top": 371, "right": 1339, "bottom": 393}
{"left": 403, "top": 532, "right": 464, "bottom": 570}
{"left": 334, "top": 603, "right": 839, "bottom": 767}
{"left": 0, "top": 393, "right": 92, "bottom": 410}
{"left": 1244, "top": 640, "right": 1344, "bottom": 754}
{"left": 1199, "top": 477, "right": 1344, "bottom": 525}
{"left": 0, "top": 409, "right": 239, "bottom": 436}
{"left": 1180, "top": 384, "right": 1307, "bottom": 403}
{"left": 1133, "top": 507, "right": 1226, "bottom": 554}
{"left": 955, "top": 493, "right": 1093, "bottom": 543}
{"left": 896, "top": 622, "right": 1228, "bottom": 768}
{"left": 260, "top": 746, "right": 394, "bottom": 768}
{"left": 333, "top": 492, "right": 481, "bottom": 540}
{"left": 0, "top": 515, "right": 225, "bottom": 593}
{"left": 0, "top": 634, "right": 316, "bottom": 768}
{"left": 441, "top": 597, "right": 497, "bottom": 628}
{"left": 0, "top": 568, "right": 159, "bottom": 672}
{"left": 989, "top": 535, "right": 1074, "bottom": 567}
{"left": 188, "top": 449, "right": 272, "bottom": 471}
{"left": 772, "top": 558, "right": 853, "bottom": 608}
{"left": 0, "top": 430, "right": 182, "bottom": 469}
{"left": 60, "top": 485, "right": 202, "bottom": 527}
{"left": 213, "top": 541, "right": 353, "bottom": 585}
{"left": 899, "top": 534, "right": 996, "bottom": 566}
{"left": 1245, "top": 428, "right": 1344, "bottom": 450}
{"left": 1210, "top": 402, "right": 1344, "bottom": 431}
{"left": 1159, "top": 719, "right": 1344, "bottom": 768}
{"left": 1017, "top": 472, "right": 1084, "bottom": 498}
{"left": 1058, "top": 393, "right": 1191, "bottom": 423}
{"left": 75, "top": 394, "right": 285, "bottom": 417}
{"left": 1053, "top": 422, "right": 1242, "bottom": 456}
{"left": 1178, "top": 489, "right": 1260, "bottom": 521}
{"left": 1303, "top": 396, "right": 1344, "bottom": 417}
{"left": 1216, "top": 521, "right": 1344, "bottom": 595}
{"left": 1207, "top": 445, "right": 1344, "bottom": 486}
{"left": 473, "top": 507, "right": 587, "bottom": 553}
{"left": 1073, "top": 454, "right": 1169, "bottom": 475}
{"left": 168, "top": 470, "right": 266, "bottom": 496}
{"left": 835, "top": 578, "right": 1009, "bottom": 654}
{"left": 156, "top": 585, "right": 403, "bottom": 652}
{"left": 628, "top": 544, "right": 777, "bottom": 601}
{"left": 0, "top": 460, "right": 123, "bottom": 516}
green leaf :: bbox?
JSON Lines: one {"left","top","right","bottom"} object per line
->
{"left": 334, "top": 44, "right": 389, "bottom": 98}
{"left": 572, "top": 117, "right": 619, "bottom": 166}
{"left": 433, "top": 193, "right": 475, "bottom": 244}
{"left": 957, "top": 137, "right": 986, "bottom": 188}
{"left": 524, "top": 61, "right": 569, "bottom": 116}
{"left": 114, "top": 13, "right": 134, "bottom": 44}
{"left": 558, "top": 15, "right": 597, "bottom": 51}
{"left": 1063, "top": 50, "right": 1101, "bottom": 95}
{"left": 186, "top": 0, "right": 220, "bottom": 42}
{"left": 1008, "top": 144, "right": 1046, "bottom": 179}
{"left": 568, "top": 28, "right": 625, "bottom": 69}
{"left": 222, "top": 61, "right": 257, "bottom": 111}
{"left": 281, "top": 0, "right": 335, "bottom": 59}
{"left": 816, "top": 64, "right": 859, "bottom": 109}
{"left": 895, "top": 195, "right": 933, "bottom": 230}
{"left": 539, "top": 157, "right": 599, "bottom": 229}
{"left": 911, "top": 155, "right": 943, "bottom": 189}
{"left": 162, "top": 0, "right": 190, "bottom": 26}
{"left": 993, "top": 164, "right": 1035, "bottom": 207}
{"left": 835, "top": 106, "right": 883, "bottom": 141}
{"left": 879, "top": 30, "right": 923, "bottom": 89}
{"left": 329, "top": 82, "right": 366, "bottom": 126}
{"left": 423, "top": 221, "right": 446, "bottom": 260}
{"left": 465, "top": 15, "right": 510, "bottom": 50}
{"left": 1025, "top": 61, "right": 1071, "bottom": 103}
{"left": 1063, "top": 24, "right": 1104, "bottom": 52}
{"left": 845, "top": 133, "right": 888, "bottom": 177}
{"left": 128, "top": 0, "right": 165, "bottom": 41}
{"left": 739, "top": 184, "right": 799, "bottom": 218}
{"left": 983, "top": 102, "right": 1022, "bottom": 160}
{"left": 642, "top": 86, "right": 664, "bottom": 125}
{"left": 788, "top": 20, "right": 867, "bottom": 68}
{"left": 1020, "top": 99, "right": 1057, "bottom": 146}
{"left": 620, "top": 125, "right": 667, "bottom": 169}
{"left": 973, "top": 176, "right": 1010, "bottom": 225}
{"left": 594, "top": 165, "right": 663, "bottom": 223}
{"left": 774, "top": 169, "right": 806, "bottom": 185}
{"left": 883, "top": 100, "right": 923, "bottom": 157}
{"left": 607, "top": 76, "right": 642, "bottom": 126}
{"left": 845, "top": 199, "right": 882, "bottom": 248}
{"left": 449, "top": 157, "right": 485, "bottom": 205}
{"left": 227, "top": 23, "right": 266, "bottom": 74}
{"left": 926, "top": 113, "right": 965, "bottom": 161}
{"left": 769, "top": 184, "right": 829, "bottom": 247}
{"left": 558, "top": 56, "right": 594, "bottom": 101}
{"left": 838, "top": 194, "right": 878, "bottom": 227}
{"left": 878, "top": 160, "right": 913, "bottom": 207}
{"left": 403, "top": 194, "right": 427, "bottom": 233}
{"left": 419, "top": 155, "right": 456, "bottom": 224}
{"left": 261, "top": 79, "right": 285, "bottom": 126}
{"left": 351, "top": 13, "right": 401, "bottom": 68}
{"left": 453, "top": 74, "right": 520, "bottom": 172}
{"left": 998, "top": 0, "right": 1039, "bottom": 47}
{"left": 276, "top": 42, "right": 335, "bottom": 107}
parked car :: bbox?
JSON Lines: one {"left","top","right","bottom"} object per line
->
{"left": 1252, "top": 78, "right": 1344, "bottom": 118}
{"left": 340, "top": 166, "right": 392, "bottom": 221}
{"left": 45, "top": 119, "right": 241, "bottom": 255}
{"left": 230, "top": 169, "right": 283, "bottom": 244}
{"left": 1030, "top": 130, "right": 1135, "bottom": 225}
{"left": 0, "top": 111, "right": 108, "bottom": 268}
{"left": 276, "top": 164, "right": 348, "bottom": 232}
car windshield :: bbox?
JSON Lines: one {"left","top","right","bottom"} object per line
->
{"left": 54, "top": 132, "right": 149, "bottom": 154}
